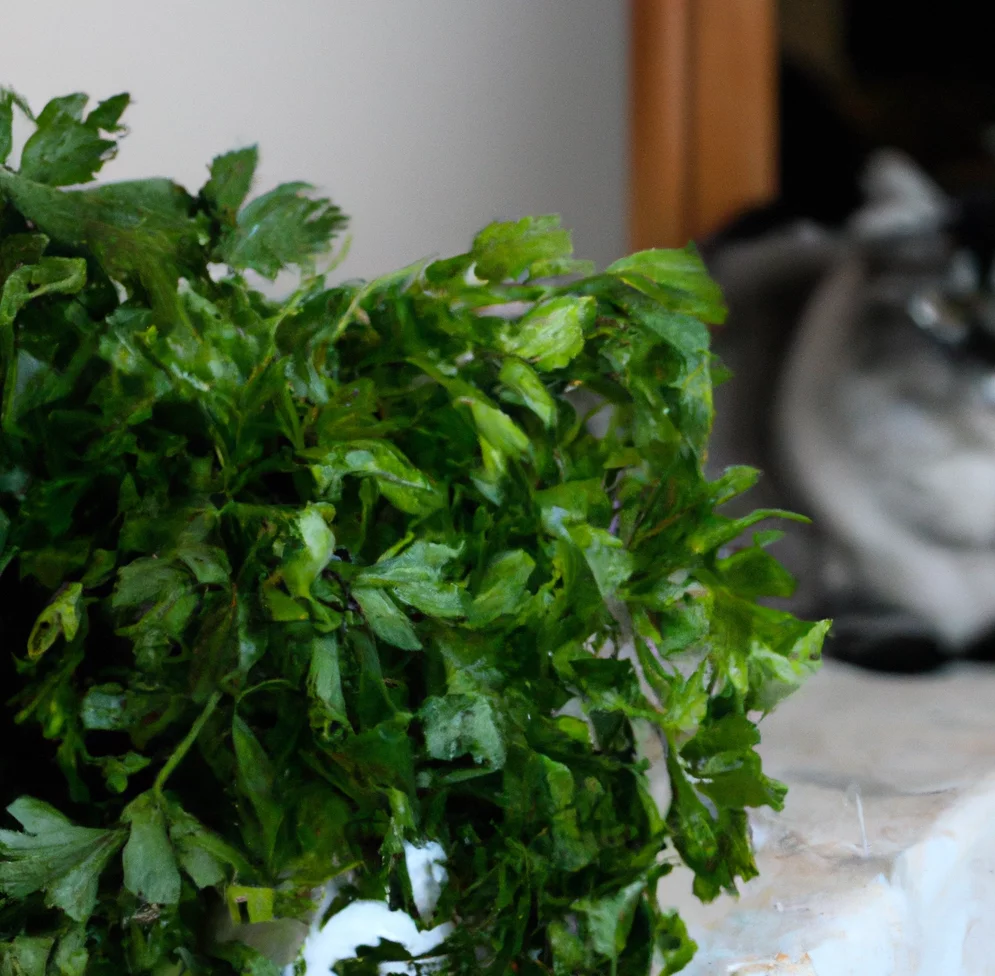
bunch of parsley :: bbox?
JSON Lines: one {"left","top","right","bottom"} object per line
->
{"left": 0, "top": 89, "right": 826, "bottom": 976}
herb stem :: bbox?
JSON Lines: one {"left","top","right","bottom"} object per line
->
{"left": 625, "top": 480, "right": 664, "bottom": 548}
{"left": 328, "top": 282, "right": 369, "bottom": 344}
{"left": 153, "top": 691, "right": 222, "bottom": 793}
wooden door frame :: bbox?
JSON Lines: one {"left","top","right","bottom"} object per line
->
{"left": 629, "top": 0, "right": 779, "bottom": 250}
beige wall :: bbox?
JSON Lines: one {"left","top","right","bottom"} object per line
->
{"left": 2, "top": 0, "right": 627, "bottom": 281}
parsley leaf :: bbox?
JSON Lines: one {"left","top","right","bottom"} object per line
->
{"left": 18, "top": 92, "right": 129, "bottom": 187}
{"left": 121, "top": 791, "right": 182, "bottom": 906}
{"left": 0, "top": 799, "right": 123, "bottom": 921}
{"left": 202, "top": 146, "right": 259, "bottom": 219}
{"left": 218, "top": 181, "right": 347, "bottom": 278}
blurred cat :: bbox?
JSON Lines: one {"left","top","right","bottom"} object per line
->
{"left": 708, "top": 151, "right": 995, "bottom": 667}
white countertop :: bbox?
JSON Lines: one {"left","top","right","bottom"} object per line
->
{"left": 657, "top": 661, "right": 995, "bottom": 976}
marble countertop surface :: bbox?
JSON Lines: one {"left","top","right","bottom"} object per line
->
{"left": 656, "top": 661, "right": 995, "bottom": 976}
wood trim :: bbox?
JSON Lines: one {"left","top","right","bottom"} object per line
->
{"left": 629, "top": 0, "right": 692, "bottom": 252}
{"left": 689, "top": 0, "right": 779, "bottom": 239}
{"left": 629, "top": 0, "right": 779, "bottom": 250}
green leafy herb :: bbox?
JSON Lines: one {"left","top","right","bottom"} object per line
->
{"left": 18, "top": 93, "right": 130, "bottom": 188}
{"left": 0, "top": 799, "right": 123, "bottom": 922}
{"left": 0, "top": 87, "right": 825, "bottom": 975}
{"left": 121, "top": 792, "right": 182, "bottom": 906}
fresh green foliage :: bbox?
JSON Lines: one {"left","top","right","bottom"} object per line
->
{"left": 0, "top": 89, "right": 825, "bottom": 975}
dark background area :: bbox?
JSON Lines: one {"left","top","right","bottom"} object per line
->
{"left": 775, "top": 0, "right": 995, "bottom": 230}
